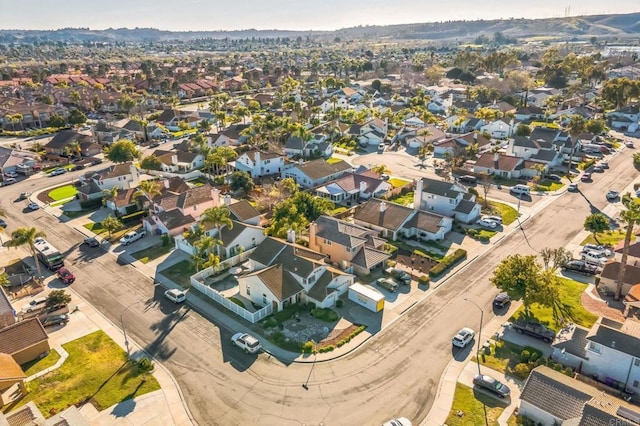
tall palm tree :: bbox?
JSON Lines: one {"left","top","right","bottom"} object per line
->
{"left": 615, "top": 194, "right": 640, "bottom": 300}
{"left": 133, "top": 179, "right": 162, "bottom": 211}
{"left": 102, "top": 185, "right": 120, "bottom": 208}
{"left": 200, "top": 206, "right": 233, "bottom": 255}
{"left": 6, "top": 227, "right": 46, "bottom": 279}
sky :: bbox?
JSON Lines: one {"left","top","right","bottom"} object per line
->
{"left": 0, "top": 0, "right": 638, "bottom": 32}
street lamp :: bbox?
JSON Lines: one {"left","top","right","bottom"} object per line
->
{"left": 120, "top": 300, "right": 141, "bottom": 359}
{"left": 464, "top": 298, "right": 483, "bottom": 376}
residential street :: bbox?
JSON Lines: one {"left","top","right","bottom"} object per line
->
{"left": 0, "top": 145, "right": 638, "bottom": 425}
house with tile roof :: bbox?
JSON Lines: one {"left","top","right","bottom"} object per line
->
{"left": 0, "top": 318, "right": 49, "bottom": 364}
{"left": 309, "top": 215, "right": 390, "bottom": 275}
{"left": 237, "top": 237, "right": 354, "bottom": 312}
{"left": 413, "top": 177, "right": 481, "bottom": 224}
{"left": 314, "top": 170, "right": 392, "bottom": 206}
{"left": 232, "top": 150, "right": 285, "bottom": 178}
{"left": 473, "top": 152, "right": 525, "bottom": 180}
{"left": 282, "top": 158, "right": 353, "bottom": 189}
{"left": 149, "top": 149, "right": 204, "bottom": 173}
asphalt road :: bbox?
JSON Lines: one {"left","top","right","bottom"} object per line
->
{"left": 0, "top": 146, "right": 638, "bottom": 425}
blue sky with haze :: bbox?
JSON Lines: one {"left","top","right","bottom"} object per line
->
{"left": 0, "top": 0, "right": 637, "bottom": 31}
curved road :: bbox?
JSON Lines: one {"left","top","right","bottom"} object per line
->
{"left": 0, "top": 147, "right": 637, "bottom": 425}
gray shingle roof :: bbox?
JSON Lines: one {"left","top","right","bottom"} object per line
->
{"left": 403, "top": 210, "right": 445, "bottom": 233}
{"left": 552, "top": 324, "right": 589, "bottom": 360}
{"left": 228, "top": 200, "right": 260, "bottom": 222}
{"left": 587, "top": 318, "right": 640, "bottom": 358}
{"left": 453, "top": 199, "right": 478, "bottom": 214}
{"left": 295, "top": 158, "right": 352, "bottom": 181}
{"left": 521, "top": 366, "right": 597, "bottom": 421}
{"left": 156, "top": 209, "right": 195, "bottom": 230}
{"left": 251, "top": 264, "right": 303, "bottom": 302}
{"left": 350, "top": 246, "right": 390, "bottom": 269}
{"left": 353, "top": 199, "right": 414, "bottom": 231}
{"left": 419, "top": 177, "right": 461, "bottom": 199}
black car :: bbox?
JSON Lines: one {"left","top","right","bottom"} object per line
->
{"left": 40, "top": 314, "right": 70, "bottom": 327}
{"left": 493, "top": 293, "right": 510, "bottom": 309}
{"left": 82, "top": 237, "right": 100, "bottom": 248}
{"left": 459, "top": 175, "right": 477, "bottom": 184}
{"left": 473, "top": 374, "right": 511, "bottom": 398}
{"left": 562, "top": 260, "right": 599, "bottom": 276}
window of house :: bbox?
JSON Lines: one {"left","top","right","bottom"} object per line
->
{"left": 262, "top": 294, "right": 267, "bottom": 304}
{"left": 246, "top": 287, "right": 250, "bottom": 296}
{"left": 635, "top": 358, "right": 640, "bottom": 367}
{"left": 324, "top": 239, "right": 332, "bottom": 246}
{"left": 587, "top": 341, "right": 602, "bottom": 354}
{"left": 634, "top": 380, "right": 640, "bottom": 388}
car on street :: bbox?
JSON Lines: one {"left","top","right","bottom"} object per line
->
{"left": 476, "top": 218, "right": 497, "bottom": 229}
{"left": 567, "top": 183, "right": 578, "bottom": 192}
{"left": 377, "top": 143, "right": 385, "bottom": 153}
{"left": 481, "top": 215, "right": 503, "bottom": 225}
{"left": 27, "top": 202, "right": 39, "bottom": 210}
{"left": 231, "top": 332, "right": 262, "bottom": 353}
{"left": 562, "top": 260, "right": 599, "bottom": 276}
{"left": 120, "top": 230, "right": 146, "bottom": 245}
{"left": 164, "top": 289, "right": 186, "bottom": 303}
{"left": 40, "top": 314, "right": 70, "bottom": 327}
{"left": 493, "top": 292, "right": 510, "bottom": 309}
{"left": 459, "top": 175, "right": 477, "bottom": 184}
{"left": 376, "top": 277, "right": 399, "bottom": 292}
{"left": 452, "top": 327, "right": 475, "bottom": 348}
{"left": 385, "top": 267, "right": 411, "bottom": 285}
{"left": 593, "top": 166, "right": 604, "bottom": 173}
{"left": 598, "top": 161, "right": 609, "bottom": 169}
{"left": 626, "top": 140, "right": 635, "bottom": 148}
{"left": 2, "top": 177, "right": 17, "bottom": 186}
{"left": 580, "top": 250, "right": 609, "bottom": 266}
{"left": 18, "top": 191, "right": 31, "bottom": 200}
{"left": 547, "top": 174, "right": 562, "bottom": 182}
{"left": 581, "top": 173, "right": 592, "bottom": 182}
{"left": 582, "top": 244, "right": 612, "bottom": 257}
{"left": 57, "top": 267, "right": 75, "bottom": 284}
{"left": 0, "top": 218, "right": 6, "bottom": 228}
{"left": 382, "top": 418, "right": 412, "bottom": 426}
{"left": 473, "top": 374, "right": 511, "bottom": 398}
{"left": 4, "top": 172, "right": 17, "bottom": 178}
{"left": 606, "top": 190, "right": 619, "bottom": 201}
{"left": 82, "top": 237, "right": 100, "bottom": 247}
{"left": 50, "top": 168, "right": 67, "bottom": 176}
{"left": 22, "top": 297, "right": 48, "bottom": 313}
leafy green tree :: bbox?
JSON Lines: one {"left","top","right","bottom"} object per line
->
{"left": 102, "top": 215, "right": 123, "bottom": 238}
{"left": 46, "top": 290, "right": 72, "bottom": 308}
{"left": 140, "top": 155, "right": 162, "bottom": 171}
{"left": 279, "top": 177, "right": 299, "bottom": 197}
{"left": 229, "top": 171, "right": 254, "bottom": 194}
{"left": 200, "top": 206, "right": 233, "bottom": 250}
{"left": 371, "top": 164, "right": 390, "bottom": 175}
{"left": 68, "top": 109, "right": 87, "bottom": 125}
{"left": 266, "top": 192, "right": 334, "bottom": 238}
{"left": 585, "top": 119, "right": 606, "bottom": 135}
{"left": 106, "top": 139, "right": 140, "bottom": 163}
{"left": 0, "top": 272, "right": 9, "bottom": 289}
{"left": 515, "top": 124, "right": 531, "bottom": 137}
{"left": 118, "top": 94, "right": 137, "bottom": 115}
{"left": 49, "top": 114, "right": 66, "bottom": 128}
{"left": 616, "top": 194, "right": 640, "bottom": 300}
{"left": 539, "top": 247, "right": 571, "bottom": 271}
{"left": 583, "top": 213, "right": 610, "bottom": 244}
{"left": 6, "top": 227, "right": 46, "bottom": 279}
{"left": 133, "top": 179, "right": 162, "bottom": 210}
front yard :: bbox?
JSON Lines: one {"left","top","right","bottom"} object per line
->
{"left": 131, "top": 243, "right": 174, "bottom": 264}
{"left": 484, "top": 201, "right": 519, "bottom": 225}
{"left": 48, "top": 185, "right": 78, "bottom": 201}
{"left": 158, "top": 260, "right": 197, "bottom": 288}
{"left": 445, "top": 383, "right": 507, "bottom": 426}
{"left": 4, "top": 330, "right": 160, "bottom": 417}
{"left": 581, "top": 229, "right": 629, "bottom": 247}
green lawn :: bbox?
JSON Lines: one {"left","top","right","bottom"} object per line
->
{"left": 445, "top": 383, "right": 506, "bottom": 426}
{"left": 388, "top": 191, "right": 414, "bottom": 207}
{"left": 511, "top": 277, "right": 598, "bottom": 328}
{"left": 48, "top": 185, "right": 78, "bottom": 201}
{"left": 82, "top": 221, "right": 140, "bottom": 242}
{"left": 533, "top": 180, "right": 563, "bottom": 192}
{"left": 486, "top": 201, "right": 520, "bottom": 225}
{"left": 7, "top": 331, "right": 160, "bottom": 417}
{"left": 581, "top": 229, "right": 630, "bottom": 246}
{"left": 388, "top": 178, "right": 411, "bottom": 188}
{"left": 21, "top": 349, "right": 61, "bottom": 376}
{"left": 159, "top": 260, "right": 197, "bottom": 288}
{"left": 131, "top": 244, "right": 174, "bottom": 264}
{"left": 472, "top": 339, "right": 543, "bottom": 375}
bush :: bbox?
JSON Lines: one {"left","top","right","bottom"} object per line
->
{"left": 79, "top": 197, "right": 103, "bottom": 210}
{"left": 311, "top": 308, "right": 339, "bottom": 322}
{"left": 520, "top": 350, "right": 531, "bottom": 363}
{"left": 319, "top": 345, "right": 335, "bottom": 353}
{"left": 513, "top": 362, "right": 532, "bottom": 380}
{"left": 429, "top": 249, "right": 467, "bottom": 278}
{"left": 136, "top": 357, "right": 154, "bottom": 373}
{"left": 529, "top": 351, "right": 540, "bottom": 363}
{"left": 418, "top": 275, "right": 430, "bottom": 285}
{"left": 302, "top": 341, "right": 314, "bottom": 354}
{"left": 120, "top": 210, "right": 147, "bottom": 224}
{"left": 336, "top": 299, "right": 344, "bottom": 308}
{"left": 161, "top": 233, "right": 172, "bottom": 247}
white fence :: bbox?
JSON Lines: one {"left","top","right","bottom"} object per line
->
{"left": 189, "top": 249, "right": 272, "bottom": 323}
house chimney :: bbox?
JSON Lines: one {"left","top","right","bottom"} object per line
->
{"left": 474, "top": 133, "right": 478, "bottom": 141}
{"left": 223, "top": 194, "right": 231, "bottom": 205}
{"left": 494, "top": 152, "right": 500, "bottom": 162}
{"left": 380, "top": 201, "right": 387, "bottom": 212}
{"left": 287, "top": 229, "right": 296, "bottom": 243}
{"left": 254, "top": 151, "right": 261, "bottom": 164}
{"left": 359, "top": 181, "right": 367, "bottom": 195}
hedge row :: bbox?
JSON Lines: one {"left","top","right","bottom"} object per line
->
{"left": 429, "top": 248, "right": 467, "bottom": 278}
{"left": 120, "top": 210, "right": 147, "bottom": 224}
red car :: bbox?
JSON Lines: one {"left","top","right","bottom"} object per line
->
{"left": 57, "top": 267, "right": 75, "bottom": 284}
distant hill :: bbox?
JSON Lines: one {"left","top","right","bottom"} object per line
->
{"left": 1, "top": 12, "right": 639, "bottom": 43}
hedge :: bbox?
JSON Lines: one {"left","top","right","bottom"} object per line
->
{"left": 429, "top": 248, "right": 467, "bottom": 278}
{"left": 120, "top": 210, "right": 147, "bottom": 224}
{"left": 79, "top": 198, "right": 103, "bottom": 209}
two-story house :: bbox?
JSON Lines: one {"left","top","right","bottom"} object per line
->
{"left": 309, "top": 215, "right": 390, "bottom": 275}
{"left": 358, "top": 118, "right": 388, "bottom": 146}
{"left": 413, "top": 178, "right": 481, "bottom": 223}
{"left": 151, "top": 149, "right": 204, "bottom": 173}
{"left": 507, "top": 136, "right": 564, "bottom": 171}
{"left": 480, "top": 119, "right": 514, "bottom": 139}
{"left": 282, "top": 158, "right": 353, "bottom": 189}
{"left": 78, "top": 162, "right": 140, "bottom": 195}
{"left": 43, "top": 129, "right": 93, "bottom": 157}
{"left": 232, "top": 150, "right": 285, "bottom": 178}
{"left": 237, "top": 237, "right": 354, "bottom": 312}
{"left": 226, "top": 199, "right": 262, "bottom": 226}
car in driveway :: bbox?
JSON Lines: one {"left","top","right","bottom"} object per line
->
{"left": 580, "top": 250, "right": 609, "bottom": 266}
{"left": 4, "top": 172, "right": 17, "bottom": 178}
{"left": 27, "top": 202, "right": 39, "bottom": 210}
{"left": 382, "top": 418, "right": 412, "bottom": 426}
{"left": 22, "top": 297, "right": 48, "bottom": 313}
{"left": 481, "top": 215, "right": 502, "bottom": 225}
{"left": 40, "top": 314, "right": 70, "bottom": 327}
{"left": 547, "top": 174, "right": 562, "bottom": 182}
{"left": 493, "top": 293, "right": 510, "bottom": 309}
{"left": 376, "top": 277, "right": 399, "bottom": 292}
{"left": 231, "top": 332, "right": 262, "bottom": 353}
{"left": 57, "top": 267, "right": 75, "bottom": 284}
{"left": 476, "top": 218, "right": 497, "bottom": 229}
{"left": 452, "top": 327, "right": 475, "bottom": 348}
{"left": 164, "top": 289, "right": 186, "bottom": 303}
{"left": 562, "top": 260, "right": 599, "bottom": 276}
{"left": 385, "top": 267, "right": 411, "bottom": 285}
{"left": 606, "top": 190, "right": 619, "bottom": 201}
{"left": 582, "top": 244, "right": 612, "bottom": 257}
{"left": 598, "top": 161, "right": 609, "bottom": 169}
{"left": 120, "top": 230, "right": 146, "bottom": 245}
{"left": 473, "top": 374, "right": 511, "bottom": 398}
{"left": 50, "top": 168, "right": 67, "bottom": 176}
{"left": 2, "top": 177, "right": 17, "bottom": 186}
{"left": 593, "top": 166, "right": 604, "bottom": 173}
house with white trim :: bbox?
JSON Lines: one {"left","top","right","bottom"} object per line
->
{"left": 233, "top": 150, "right": 285, "bottom": 178}
{"left": 413, "top": 177, "right": 481, "bottom": 223}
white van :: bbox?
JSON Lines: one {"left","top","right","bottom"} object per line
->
{"left": 510, "top": 184, "right": 530, "bottom": 196}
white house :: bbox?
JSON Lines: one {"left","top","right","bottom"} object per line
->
{"left": 473, "top": 152, "right": 525, "bottom": 180}
{"left": 607, "top": 106, "right": 640, "bottom": 132}
{"left": 233, "top": 150, "right": 285, "bottom": 178}
{"left": 480, "top": 119, "right": 514, "bottom": 139}
{"left": 413, "top": 177, "right": 481, "bottom": 223}
{"left": 80, "top": 162, "right": 140, "bottom": 191}
{"left": 150, "top": 150, "right": 204, "bottom": 173}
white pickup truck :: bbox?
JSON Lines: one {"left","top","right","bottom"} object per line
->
{"left": 120, "top": 230, "right": 146, "bottom": 245}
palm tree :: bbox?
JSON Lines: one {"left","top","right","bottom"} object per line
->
{"left": 200, "top": 206, "right": 233, "bottom": 256}
{"left": 102, "top": 215, "right": 123, "bottom": 238}
{"left": 102, "top": 185, "right": 120, "bottom": 208}
{"left": 6, "top": 227, "right": 46, "bottom": 279}
{"left": 133, "top": 180, "right": 162, "bottom": 211}
{"left": 615, "top": 194, "right": 640, "bottom": 300}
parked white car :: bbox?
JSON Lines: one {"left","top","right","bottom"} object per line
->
{"left": 164, "top": 289, "right": 186, "bottom": 303}
{"left": 120, "top": 230, "right": 147, "bottom": 245}
{"left": 481, "top": 215, "right": 503, "bottom": 225}
{"left": 231, "top": 332, "right": 262, "bottom": 353}
{"left": 452, "top": 327, "right": 475, "bottom": 348}
{"left": 582, "top": 244, "right": 612, "bottom": 257}
{"left": 476, "top": 219, "right": 497, "bottom": 229}
{"left": 580, "top": 250, "right": 608, "bottom": 266}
